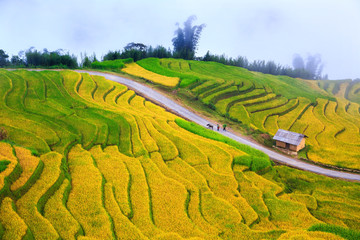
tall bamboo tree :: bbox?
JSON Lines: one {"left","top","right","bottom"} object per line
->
{"left": 172, "top": 16, "right": 205, "bottom": 60}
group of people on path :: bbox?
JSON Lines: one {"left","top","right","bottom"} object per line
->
{"left": 206, "top": 123, "right": 227, "bottom": 131}
{"left": 217, "top": 123, "right": 226, "bottom": 131}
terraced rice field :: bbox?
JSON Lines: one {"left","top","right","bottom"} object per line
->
{"left": 315, "top": 79, "right": 360, "bottom": 104}
{"left": 0, "top": 69, "right": 359, "bottom": 239}
{"left": 133, "top": 58, "right": 360, "bottom": 169}
{"left": 122, "top": 62, "right": 180, "bottom": 87}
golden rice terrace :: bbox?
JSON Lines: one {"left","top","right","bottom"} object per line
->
{"left": 133, "top": 58, "right": 360, "bottom": 169}
{"left": 0, "top": 69, "right": 359, "bottom": 240}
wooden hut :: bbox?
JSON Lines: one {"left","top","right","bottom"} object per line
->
{"left": 273, "top": 129, "right": 306, "bottom": 152}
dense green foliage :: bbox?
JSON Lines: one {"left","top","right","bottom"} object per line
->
{"left": 91, "top": 58, "right": 133, "bottom": 71}
{"left": 0, "top": 160, "right": 10, "bottom": 173}
{"left": 0, "top": 50, "right": 9, "bottom": 67}
{"left": 308, "top": 224, "right": 360, "bottom": 240}
{"left": 5, "top": 48, "right": 78, "bottom": 69}
{"left": 202, "top": 51, "right": 327, "bottom": 80}
{"left": 103, "top": 45, "right": 172, "bottom": 62}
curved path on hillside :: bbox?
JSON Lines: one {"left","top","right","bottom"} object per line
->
{"left": 75, "top": 70, "right": 360, "bottom": 181}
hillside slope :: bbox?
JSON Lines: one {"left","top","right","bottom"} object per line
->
{"left": 124, "top": 58, "right": 360, "bottom": 169}
{"left": 0, "top": 69, "right": 359, "bottom": 239}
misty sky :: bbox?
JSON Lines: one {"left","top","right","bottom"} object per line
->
{"left": 1, "top": 0, "right": 360, "bottom": 80}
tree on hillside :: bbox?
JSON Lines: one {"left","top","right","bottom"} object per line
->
{"left": 80, "top": 52, "right": 92, "bottom": 68}
{"left": 292, "top": 53, "right": 324, "bottom": 79}
{"left": 124, "top": 42, "right": 147, "bottom": 52}
{"left": 306, "top": 54, "right": 323, "bottom": 79}
{"left": 23, "top": 47, "right": 78, "bottom": 68}
{"left": 0, "top": 49, "right": 9, "bottom": 67}
{"left": 11, "top": 55, "right": 25, "bottom": 66}
{"left": 147, "top": 46, "right": 172, "bottom": 58}
{"left": 292, "top": 54, "right": 305, "bottom": 69}
{"left": 102, "top": 44, "right": 172, "bottom": 62}
{"left": 172, "top": 15, "right": 206, "bottom": 60}
{"left": 103, "top": 50, "right": 122, "bottom": 61}
{"left": 121, "top": 42, "right": 147, "bottom": 61}
{"left": 200, "top": 51, "right": 327, "bottom": 79}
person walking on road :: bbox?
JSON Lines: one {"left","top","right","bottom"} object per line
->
{"left": 223, "top": 124, "right": 227, "bottom": 131}
{"left": 217, "top": 124, "right": 220, "bottom": 131}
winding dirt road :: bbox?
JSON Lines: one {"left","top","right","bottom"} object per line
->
{"left": 76, "top": 70, "right": 360, "bottom": 181}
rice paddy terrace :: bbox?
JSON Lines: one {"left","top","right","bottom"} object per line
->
{"left": 0, "top": 69, "right": 359, "bottom": 239}
{"left": 124, "top": 58, "right": 360, "bottom": 170}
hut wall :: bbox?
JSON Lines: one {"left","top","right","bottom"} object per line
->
{"left": 295, "top": 138, "right": 306, "bottom": 151}
{"left": 276, "top": 141, "right": 286, "bottom": 148}
{"left": 289, "top": 144, "right": 298, "bottom": 151}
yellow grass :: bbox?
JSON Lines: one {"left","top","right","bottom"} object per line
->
{"left": 151, "top": 119, "right": 208, "bottom": 166}
{"left": 0, "top": 197, "right": 28, "bottom": 240}
{"left": 326, "top": 100, "right": 360, "bottom": 145}
{"left": 1, "top": 69, "right": 360, "bottom": 238}
{"left": 290, "top": 105, "right": 323, "bottom": 147}
{"left": 140, "top": 156, "right": 207, "bottom": 238}
{"left": 0, "top": 142, "right": 17, "bottom": 190}
{"left": 334, "top": 81, "right": 349, "bottom": 98}
{"left": 121, "top": 155, "right": 163, "bottom": 238}
{"left": 16, "top": 152, "right": 62, "bottom": 240}
{"left": 336, "top": 99, "right": 360, "bottom": 132}
{"left": 151, "top": 155, "right": 219, "bottom": 236}
{"left": 103, "top": 182, "right": 148, "bottom": 240}
{"left": 243, "top": 171, "right": 283, "bottom": 198}
{"left": 91, "top": 75, "right": 114, "bottom": 104}
{"left": 308, "top": 99, "right": 360, "bottom": 168}
{"left": 67, "top": 144, "right": 113, "bottom": 240}
{"left": 200, "top": 191, "right": 242, "bottom": 230}
{"left": 77, "top": 73, "right": 96, "bottom": 102}
{"left": 128, "top": 114, "right": 148, "bottom": 157}
{"left": 105, "top": 84, "right": 128, "bottom": 107}
{"left": 145, "top": 101, "right": 176, "bottom": 120}
{"left": 167, "top": 121, "right": 242, "bottom": 175}
{"left": 135, "top": 116, "right": 159, "bottom": 153}
{"left": 166, "top": 158, "right": 208, "bottom": 192}
{"left": 265, "top": 198, "right": 322, "bottom": 230}
{"left": 234, "top": 171, "right": 270, "bottom": 220}
{"left": 44, "top": 179, "right": 81, "bottom": 240}
{"left": 165, "top": 158, "right": 243, "bottom": 231}
{"left": 116, "top": 90, "right": 135, "bottom": 107}
{"left": 264, "top": 115, "right": 279, "bottom": 135}
{"left": 277, "top": 97, "right": 311, "bottom": 130}
{"left": 279, "top": 193, "right": 318, "bottom": 211}
{"left": 130, "top": 95, "right": 159, "bottom": 117}
{"left": 0, "top": 115, "right": 59, "bottom": 146}
{"left": 228, "top": 103, "right": 251, "bottom": 125}
{"left": 90, "top": 145, "right": 132, "bottom": 217}
{"left": 143, "top": 117, "right": 178, "bottom": 161}
{"left": 122, "top": 63, "right": 179, "bottom": 87}
{"left": 195, "top": 165, "right": 258, "bottom": 225}
{"left": 11, "top": 146, "right": 40, "bottom": 191}
{"left": 278, "top": 230, "right": 343, "bottom": 240}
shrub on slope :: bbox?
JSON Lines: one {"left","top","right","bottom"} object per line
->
{"left": 91, "top": 58, "right": 133, "bottom": 71}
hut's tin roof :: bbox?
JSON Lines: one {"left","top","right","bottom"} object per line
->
{"left": 273, "top": 129, "right": 306, "bottom": 146}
